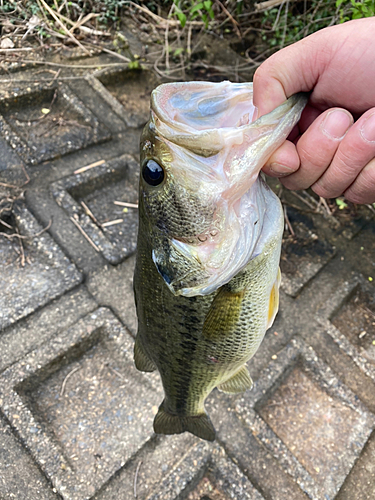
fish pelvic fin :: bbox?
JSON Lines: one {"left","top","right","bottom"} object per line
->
{"left": 217, "top": 365, "right": 253, "bottom": 394}
{"left": 153, "top": 402, "right": 216, "bottom": 442}
{"left": 267, "top": 267, "right": 281, "bottom": 329}
{"left": 134, "top": 335, "right": 157, "bottom": 372}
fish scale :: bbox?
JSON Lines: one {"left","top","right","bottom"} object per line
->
{"left": 133, "top": 82, "right": 307, "bottom": 441}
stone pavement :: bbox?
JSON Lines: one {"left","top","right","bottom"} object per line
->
{"left": 1, "top": 57, "right": 375, "bottom": 500}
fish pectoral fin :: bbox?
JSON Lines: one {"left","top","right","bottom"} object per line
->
{"left": 154, "top": 402, "right": 216, "bottom": 442}
{"left": 217, "top": 366, "right": 253, "bottom": 394}
{"left": 203, "top": 287, "right": 245, "bottom": 341}
{"left": 134, "top": 336, "right": 157, "bottom": 372}
{"left": 267, "top": 267, "right": 281, "bottom": 329}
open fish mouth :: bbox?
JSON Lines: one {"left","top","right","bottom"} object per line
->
{"left": 144, "top": 82, "right": 308, "bottom": 296}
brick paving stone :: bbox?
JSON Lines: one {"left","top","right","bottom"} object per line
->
{"left": 0, "top": 307, "right": 162, "bottom": 500}
{"left": 0, "top": 82, "right": 110, "bottom": 165}
{"left": 65, "top": 79, "right": 127, "bottom": 135}
{"left": 234, "top": 337, "right": 375, "bottom": 500}
{"left": 0, "top": 203, "right": 82, "bottom": 331}
{"left": 208, "top": 393, "right": 309, "bottom": 500}
{"left": 280, "top": 207, "right": 336, "bottom": 297}
{"left": 0, "top": 287, "right": 97, "bottom": 373}
{"left": 324, "top": 277, "right": 375, "bottom": 380}
{"left": 0, "top": 135, "right": 29, "bottom": 183}
{"left": 94, "top": 434, "right": 206, "bottom": 500}
{"left": 51, "top": 154, "right": 139, "bottom": 265}
{"left": 0, "top": 415, "right": 59, "bottom": 500}
{"left": 87, "top": 67, "right": 158, "bottom": 128}
{"left": 185, "top": 447, "right": 265, "bottom": 500}
{"left": 142, "top": 441, "right": 212, "bottom": 500}
{"left": 86, "top": 255, "right": 137, "bottom": 335}
{"left": 335, "top": 430, "right": 375, "bottom": 500}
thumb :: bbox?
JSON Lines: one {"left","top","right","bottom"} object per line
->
{"left": 253, "top": 32, "right": 330, "bottom": 117}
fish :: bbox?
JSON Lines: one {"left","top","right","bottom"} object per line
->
{"left": 133, "top": 81, "right": 307, "bottom": 442}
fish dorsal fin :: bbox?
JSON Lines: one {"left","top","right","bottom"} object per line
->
{"left": 134, "top": 336, "right": 157, "bottom": 372}
{"left": 203, "top": 287, "right": 245, "bottom": 341}
{"left": 267, "top": 267, "right": 281, "bottom": 329}
{"left": 217, "top": 365, "right": 253, "bottom": 394}
{"left": 153, "top": 402, "right": 216, "bottom": 442}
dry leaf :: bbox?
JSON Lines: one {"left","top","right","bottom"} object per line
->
{"left": 27, "top": 15, "right": 41, "bottom": 30}
{"left": 0, "top": 38, "right": 15, "bottom": 49}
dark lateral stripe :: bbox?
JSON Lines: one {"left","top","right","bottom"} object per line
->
{"left": 173, "top": 302, "right": 201, "bottom": 414}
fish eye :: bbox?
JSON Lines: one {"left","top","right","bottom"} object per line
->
{"left": 142, "top": 159, "right": 165, "bottom": 187}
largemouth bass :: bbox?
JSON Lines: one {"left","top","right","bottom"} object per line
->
{"left": 134, "top": 81, "right": 307, "bottom": 441}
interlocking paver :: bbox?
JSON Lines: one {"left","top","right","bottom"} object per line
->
{"left": 0, "top": 82, "right": 110, "bottom": 165}
{"left": 280, "top": 207, "right": 336, "bottom": 297}
{"left": 87, "top": 67, "right": 159, "bottom": 128}
{"left": 185, "top": 448, "right": 265, "bottom": 500}
{"left": 0, "top": 307, "right": 162, "bottom": 500}
{"left": 335, "top": 431, "right": 375, "bottom": 500}
{"left": 86, "top": 255, "right": 137, "bottom": 335}
{"left": 51, "top": 154, "right": 139, "bottom": 265}
{"left": 0, "top": 416, "right": 59, "bottom": 500}
{"left": 235, "top": 337, "right": 375, "bottom": 500}
{"left": 0, "top": 203, "right": 82, "bottom": 331}
{"left": 0, "top": 288, "right": 96, "bottom": 373}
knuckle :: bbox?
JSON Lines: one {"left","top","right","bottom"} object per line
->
{"left": 311, "top": 182, "right": 339, "bottom": 199}
{"left": 298, "top": 143, "right": 330, "bottom": 170}
{"left": 334, "top": 148, "right": 363, "bottom": 177}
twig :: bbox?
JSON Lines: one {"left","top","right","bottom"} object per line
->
{"left": 47, "top": 68, "right": 61, "bottom": 87}
{"left": 215, "top": 0, "right": 242, "bottom": 39}
{"left": 134, "top": 460, "right": 143, "bottom": 498}
{"left": 0, "top": 220, "right": 52, "bottom": 241}
{"left": 187, "top": 23, "right": 192, "bottom": 58}
{"left": 38, "top": 0, "right": 91, "bottom": 55}
{"left": 107, "top": 365, "right": 126, "bottom": 380}
{"left": 83, "top": 41, "right": 131, "bottom": 62}
{"left": 272, "top": 0, "right": 286, "bottom": 31}
{"left": 0, "top": 218, "right": 13, "bottom": 230}
{"left": 102, "top": 219, "right": 124, "bottom": 227}
{"left": 22, "top": 60, "right": 125, "bottom": 70}
{"left": 74, "top": 159, "right": 105, "bottom": 174}
{"left": 255, "top": 0, "right": 291, "bottom": 10}
{"left": 289, "top": 190, "right": 317, "bottom": 210}
{"left": 114, "top": 201, "right": 138, "bottom": 208}
{"left": 60, "top": 366, "right": 81, "bottom": 396}
{"left": 127, "top": 1, "right": 203, "bottom": 28}
{"left": 164, "top": 6, "right": 172, "bottom": 72}
{"left": 281, "top": 200, "right": 316, "bottom": 214}
{"left": 81, "top": 201, "right": 103, "bottom": 228}
{"left": 0, "top": 181, "right": 18, "bottom": 189}
{"left": 284, "top": 205, "right": 295, "bottom": 236}
{"left": 70, "top": 216, "right": 100, "bottom": 251}
{"left": 319, "top": 196, "right": 332, "bottom": 215}
{"left": 0, "top": 48, "right": 34, "bottom": 53}
{"left": 15, "top": 227, "right": 25, "bottom": 267}
{"left": 68, "top": 12, "right": 99, "bottom": 34}
{"left": 176, "top": 30, "right": 185, "bottom": 79}
{"left": 281, "top": 0, "right": 289, "bottom": 48}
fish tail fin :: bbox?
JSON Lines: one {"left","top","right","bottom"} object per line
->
{"left": 153, "top": 402, "right": 216, "bottom": 442}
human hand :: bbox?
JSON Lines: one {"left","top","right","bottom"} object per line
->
{"left": 253, "top": 18, "right": 375, "bottom": 204}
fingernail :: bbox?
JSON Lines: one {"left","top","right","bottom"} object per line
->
{"left": 269, "top": 163, "right": 295, "bottom": 177}
{"left": 321, "top": 110, "right": 352, "bottom": 139}
{"left": 361, "top": 113, "right": 375, "bottom": 143}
